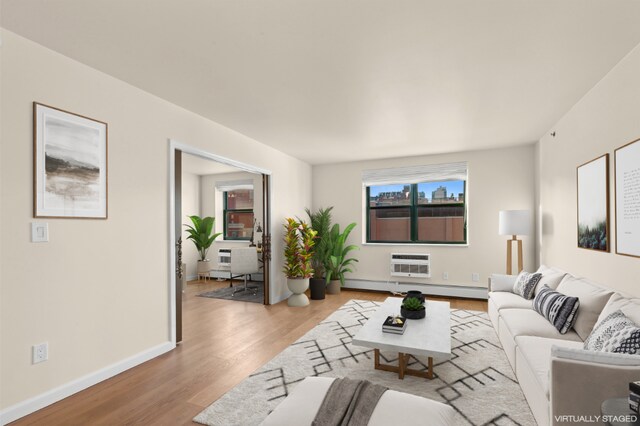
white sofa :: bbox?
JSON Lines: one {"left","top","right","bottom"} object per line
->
{"left": 489, "top": 266, "right": 640, "bottom": 426}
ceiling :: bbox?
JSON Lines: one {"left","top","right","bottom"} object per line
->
{"left": 3, "top": 1, "right": 640, "bottom": 165}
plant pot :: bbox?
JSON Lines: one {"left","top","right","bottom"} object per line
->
{"left": 287, "top": 278, "right": 310, "bottom": 307}
{"left": 401, "top": 306, "right": 426, "bottom": 320}
{"left": 197, "top": 259, "right": 211, "bottom": 274}
{"left": 326, "top": 279, "right": 341, "bottom": 295}
{"left": 309, "top": 278, "right": 326, "bottom": 300}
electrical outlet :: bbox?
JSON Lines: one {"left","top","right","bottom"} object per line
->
{"left": 32, "top": 342, "right": 48, "bottom": 364}
{"left": 472, "top": 273, "right": 480, "bottom": 282}
{"left": 443, "top": 272, "right": 449, "bottom": 280}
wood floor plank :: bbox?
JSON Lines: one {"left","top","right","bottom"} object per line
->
{"left": 10, "top": 280, "right": 487, "bottom": 425}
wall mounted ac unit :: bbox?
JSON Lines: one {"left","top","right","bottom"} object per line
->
{"left": 218, "top": 248, "right": 232, "bottom": 266}
{"left": 390, "top": 253, "right": 430, "bottom": 278}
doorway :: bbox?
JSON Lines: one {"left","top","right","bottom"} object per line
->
{"left": 169, "top": 140, "right": 272, "bottom": 344}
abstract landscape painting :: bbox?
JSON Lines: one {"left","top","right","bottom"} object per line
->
{"left": 577, "top": 154, "right": 609, "bottom": 252}
{"left": 34, "top": 103, "right": 108, "bottom": 218}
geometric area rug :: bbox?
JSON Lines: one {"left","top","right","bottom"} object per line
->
{"left": 194, "top": 299, "right": 535, "bottom": 426}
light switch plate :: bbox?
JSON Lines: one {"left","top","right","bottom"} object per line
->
{"left": 31, "top": 222, "right": 49, "bottom": 242}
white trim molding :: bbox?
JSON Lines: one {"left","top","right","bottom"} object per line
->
{"left": 0, "top": 342, "right": 174, "bottom": 425}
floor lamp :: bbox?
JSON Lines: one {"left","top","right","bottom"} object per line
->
{"left": 499, "top": 210, "right": 531, "bottom": 275}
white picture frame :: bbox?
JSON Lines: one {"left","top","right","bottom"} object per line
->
{"left": 33, "top": 103, "right": 108, "bottom": 219}
{"left": 615, "top": 138, "right": 640, "bottom": 258}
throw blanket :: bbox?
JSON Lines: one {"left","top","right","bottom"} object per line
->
{"left": 312, "top": 378, "right": 388, "bottom": 426}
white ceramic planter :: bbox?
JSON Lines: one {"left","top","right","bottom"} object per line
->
{"left": 197, "top": 259, "right": 211, "bottom": 274}
{"left": 287, "top": 277, "right": 310, "bottom": 307}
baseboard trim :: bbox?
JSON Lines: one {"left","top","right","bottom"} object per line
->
{"left": 0, "top": 341, "right": 174, "bottom": 425}
{"left": 343, "top": 279, "right": 488, "bottom": 300}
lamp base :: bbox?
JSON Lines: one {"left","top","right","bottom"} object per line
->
{"left": 506, "top": 235, "right": 523, "bottom": 275}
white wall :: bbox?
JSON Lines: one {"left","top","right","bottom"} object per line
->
{"left": 0, "top": 28, "right": 311, "bottom": 416}
{"left": 538, "top": 42, "right": 640, "bottom": 295}
{"left": 312, "top": 145, "right": 536, "bottom": 290}
{"left": 181, "top": 171, "right": 201, "bottom": 280}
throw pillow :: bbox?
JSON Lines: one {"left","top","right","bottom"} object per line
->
{"left": 533, "top": 285, "right": 580, "bottom": 334}
{"left": 513, "top": 271, "right": 542, "bottom": 300}
{"left": 598, "top": 317, "right": 640, "bottom": 355}
{"left": 584, "top": 310, "right": 634, "bottom": 351}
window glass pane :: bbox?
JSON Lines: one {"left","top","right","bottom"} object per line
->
{"left": 368, "top": 184, "right": 412, "bottom": 206}
{"left": 417, "top": 206, "right": 465, "bottom": 242}
{"left": 417, "top": 180, "right": 465, "bottom": 205}
{"left": 226, "top": 189, "right": 254, "bottom": 210}
{"left": 369, "top": 207, "right": 411, "bottom": 241}
{"left": 225, "top": 211, "right": 254, "bottom": 239}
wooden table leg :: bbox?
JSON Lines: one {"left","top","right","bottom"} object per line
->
{"left": 427, "top": 356, "right": 433, "bottom": 379}
{"left": 374, "top": 349, "right": 380, "bottom": 369}
{"left": 398, "top": 353, "right": 406, "bottom": 379}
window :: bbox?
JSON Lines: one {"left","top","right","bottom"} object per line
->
{"left": 364, "top": 163, "right": 467, "bottom": 244}
{"left": 224, "top": 189, "right": 254, "bottom": 240}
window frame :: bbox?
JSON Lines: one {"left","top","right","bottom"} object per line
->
{"left": 223, "top": 190, "right": 254, "bottom": 241}
{"left": 366, "top": 182, "right": 467, "bottom": 245}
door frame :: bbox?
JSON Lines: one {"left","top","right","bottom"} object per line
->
{"left": 168, "top": 139, "right": 272, "bottom": 345}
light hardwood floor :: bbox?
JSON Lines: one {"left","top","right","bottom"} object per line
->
{"left": 12, "top": 280, "right": 487, "bottom": 425}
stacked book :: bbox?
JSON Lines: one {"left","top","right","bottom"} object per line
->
{"left": 382, "top": 315, "right": 407, "bottom": 335}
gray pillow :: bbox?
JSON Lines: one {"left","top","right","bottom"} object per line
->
{"left": 584, "top": 310, "right": 634, "bottom": 351}
{"left": 513, "top": 271, "right": 542, "bottom": 300}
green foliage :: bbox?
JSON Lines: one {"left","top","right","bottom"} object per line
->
{"left": 305, "top": 206, "right": 334, "bottom": 278}
{"left": 283, "top": 218, "right": 318, "bottom": 279}
{"left": 402, "top": 297, "right": 424, "bottom": 311}
{"left": 184, "top": 215, "right": 222, "bottom": 261}
{"left": 324, "top": 222, "right": 359, "bottom": 286}
{"left": 578, "top": 221, "right": 607, "bottom": 251}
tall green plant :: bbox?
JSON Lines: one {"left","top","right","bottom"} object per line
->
{"left": 305, "top": 206, "right": 333, "bottom": 278}
{"left": 184, "top": 215, "right": 222, "bottom": 261}
{"left": 283, "top": 218, "right": 317, "bottom": 279}
{"left": 324, "top": 222, "right": 359, "bottom": 286}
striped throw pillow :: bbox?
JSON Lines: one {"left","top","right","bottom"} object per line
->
{"left": 533, "top": 285, "right": 580, "bottom": 334}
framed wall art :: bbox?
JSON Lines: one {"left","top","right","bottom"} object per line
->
{"left": 615, "top": 138, "right": 640, "bottom": 258}
{"left": 577, "top": 154, "right": 609, "bottom": 252}
{"left": 33, "top": 102, "right": 108, "bottom": 219}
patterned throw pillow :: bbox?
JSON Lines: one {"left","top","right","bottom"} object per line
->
{"left": 533, "top": 285, "right": 580, "bottom": 334}
{"left": 513, "top": 271, "right": 542, "bottom": 300}
{"left": 584, "top": 310, "right": 634, "bottom": 351}
{"left": 598, "top": 317, "right": 640, "bottom": 355}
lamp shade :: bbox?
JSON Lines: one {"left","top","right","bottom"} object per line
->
{"left": 499, "top": 210, "right": 531, "bottom": 236}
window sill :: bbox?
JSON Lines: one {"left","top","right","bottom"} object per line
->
{"left": 215, "top": 240, "right": 252, "bottom": 244}
{"left": 362, "top": 242, "right": 469, "bottom": 247}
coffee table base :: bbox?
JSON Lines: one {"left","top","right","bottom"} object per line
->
{"left": 373, "top": 349, "right": 433, "bottom": 380}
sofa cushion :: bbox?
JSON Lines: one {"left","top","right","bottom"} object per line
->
{"left": 500, "top": 308, "right": 583, "bottom": 342}
{"left": 513, "top": 271, "right": 542, "bottom": 300}
{"left": 556, "top": 275, "right": 614, "bottom": 340}
{"left": 597, "top": 293, "right": 640, "bottom": 326}
{"left": 489, "top": 291, "right": 534, "bottom": 311}
{"left": 534, "top": 265, "right": 567, "bottom": 296}
{"left": 533, "top": 285, "right": 580, "bottom": 334}
{"left": 584, "top": 310, "right": 635, "bottom": 351}
{"left": 515, "top": 336, "right": 584, "bottom": 397}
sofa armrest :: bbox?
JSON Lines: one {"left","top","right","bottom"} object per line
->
{"left": 489, "top": 273, "right": 517, "bottom": 292}
{"left": 550, "top": 346, "right": 640, "bottom": 426}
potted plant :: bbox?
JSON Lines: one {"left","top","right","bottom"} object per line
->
{"left": 283, "top": 217, "right": 317, "bottom": 307}
{"left": 305, "top": 207, "right": 333, "bottom": 300}
{"left": 401, "top": 296, "right": 426, "bottom": 319}
{"left": 324, "top": 222, "right": 358, "bottom": 295}
{"left": 184, "top": 215, "right": 222, "bottom": 276}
